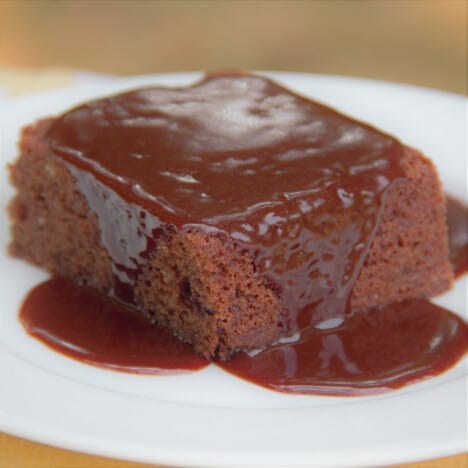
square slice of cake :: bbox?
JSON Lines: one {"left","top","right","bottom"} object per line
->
{"left": 8, "top": 73, "right": 453, "bottom": 359}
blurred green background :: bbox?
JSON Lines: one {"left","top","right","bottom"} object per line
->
{"left": 0, "top": 0, "right": 466, "bottom": 93}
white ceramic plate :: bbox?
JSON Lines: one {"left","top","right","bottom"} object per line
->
{"left": 0, "top": 73, "right": 466, "bottom": 468}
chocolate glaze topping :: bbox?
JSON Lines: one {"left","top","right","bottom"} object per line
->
{"left": 47, "top": 74, "right": 406, "bottom": 328}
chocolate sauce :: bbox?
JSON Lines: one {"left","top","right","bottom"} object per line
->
{"left": 20, "top": 277, "right": 208, "bottom": 374}
{"left": 446, "top": 196, "right": 468, "bottom": 277}
{"left": 219, "top": 299, "right": 467, "bottom": 395}
{"left": 217, "top": 196, "right": 467, "bottom": 395}
{"left": 19, "top": 279, "right": 467, "bottom": 394}
{"left": 48, "top": 74, "right": 406, "bottom": 327}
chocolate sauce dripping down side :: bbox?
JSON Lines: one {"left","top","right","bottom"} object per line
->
{"left": 18, "top": 181, "right": 468, "bottom": 389}
{"left": 446, "top": 195, "right": 468, "bottom": 277}
{"left": 219, "top": 195, "right": 468, "bottom": 395}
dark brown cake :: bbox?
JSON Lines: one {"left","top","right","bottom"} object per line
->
{"left": 8, "top": 73, "right": 453, "bottom": 359}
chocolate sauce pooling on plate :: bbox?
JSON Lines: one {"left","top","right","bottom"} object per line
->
{"left": 17, "top": 75, "right": 468, "bottom": 394}
{"left": 20, "top": 277, "right": 208, "bottom": 374}
{"left": 219, "top": 299, "right": 467, "bottom": 395}
{"left": 19, "top": 275, "right": 467, "bottom": 394}
{"left": 47, "top": 74, "right": 405, "bottom": 327}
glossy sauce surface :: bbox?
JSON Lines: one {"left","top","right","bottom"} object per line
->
{"left": 48, "top": 74, "right": 405, "bottom": 327}
{"left": 446, "top": 196, "right": 468, "bottom": 277}
{"left": 218, "top": 198, "right": 466, "bottom": 395}
{"left": 19, "top": 275, "right": 467, "bottom": 393}
{"left": 20, "top": 277, "right": 208, "bottom": 374}
{"left": 219, "top": 299, "right": 467, "bottom": 395}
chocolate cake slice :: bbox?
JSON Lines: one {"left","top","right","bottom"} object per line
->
{"left": 8, "top": 73, "right": 453, "bottom": 359}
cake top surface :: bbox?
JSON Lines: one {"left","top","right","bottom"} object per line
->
{"left": 46, "top": 73, "right": 406, "bottom": 327}
{"left": 48, "top": 74, "right": 404, "bottom": 223}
